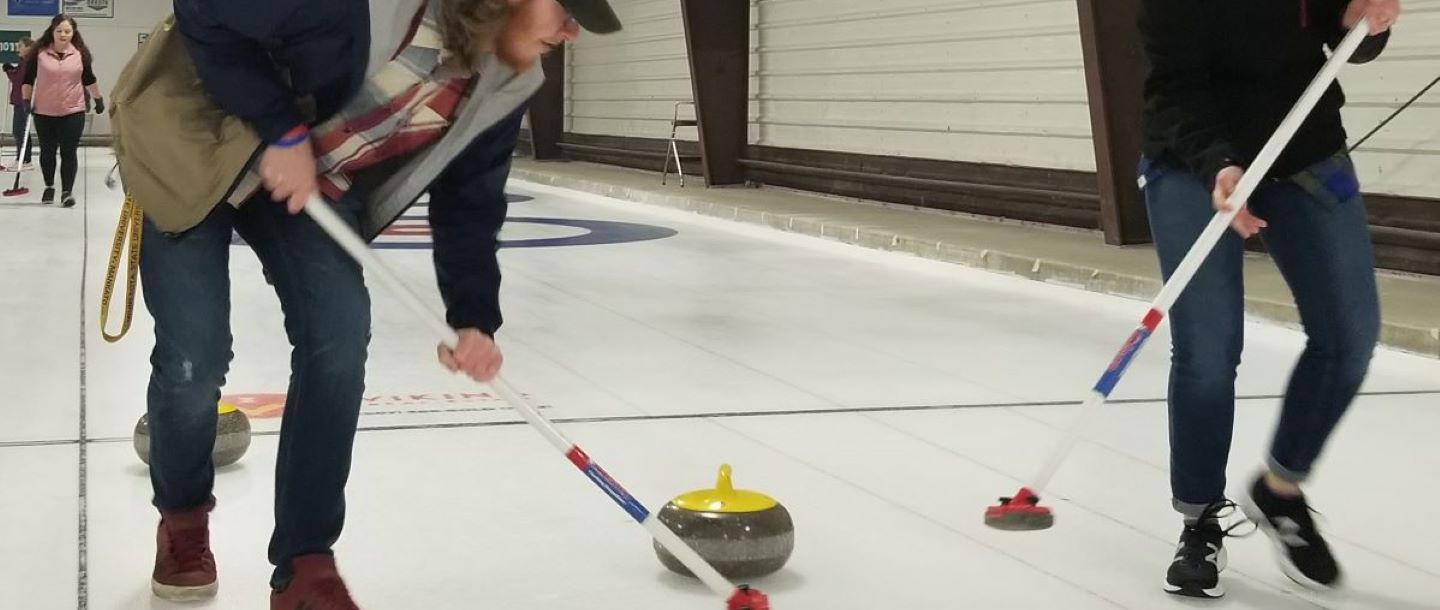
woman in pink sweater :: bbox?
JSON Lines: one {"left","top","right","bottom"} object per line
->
{"left": 22, "top": 15, "right": 103, "bottom": 208}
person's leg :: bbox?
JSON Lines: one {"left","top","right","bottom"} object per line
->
{"left": 12, "top": 101, "right": 30, "bottom": 165}
{"left": 1241, "top": 152, "right": 1380, "bottom": 589}
{"left": 31, "top": 113, "right": 57, "bottom": 202}
{"left": 143, "top": 205, "right": 236, "bottom": 509}
{"left": 231, "top": 195, "right": 370, "bottom": 591}
{"left": 9, "top": 103, "right": 19, "bottom": 160}
{"left": 1143, "top": 159, "right": 1248, "bottom": 519}
{"left": 140, "top": 204, "right": 238, "bottom": 600}
{"left": 1141, "top": 158, "right": 1248, "bottom": 599}
{"left": 1255, "top": 153, "right": 1380, "bottom": 487}
{"left": 58, "top": 112, "right": 84, "bottom": 205}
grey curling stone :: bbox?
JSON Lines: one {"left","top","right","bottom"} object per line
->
{"left": 655, "top": 464, "right": 794, "bottom": 580}
{"left": 134, "top": 403, "right": 252, "bottom": 467}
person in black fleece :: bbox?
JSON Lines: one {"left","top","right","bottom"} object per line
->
{"left": 1137, "top": 0, "right": 1400, "bottom": 599}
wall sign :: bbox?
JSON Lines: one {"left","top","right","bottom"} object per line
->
{"left": 0, "top": 30, "right": 32, "bottom": 64}
{"left": 62, "top": 0, "right": 111, "bottom": 18}
{"left": 7, "top": 0, "right": 59, "bottom": 17}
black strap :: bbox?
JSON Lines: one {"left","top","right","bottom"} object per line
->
{"left": 1349, "top": 74, "right": 1440, "bottom": 153}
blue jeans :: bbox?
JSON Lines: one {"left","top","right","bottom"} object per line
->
{"left": 140, "top": 193, "right": 371, "bottom": 585}
{"left": 1141, "top": 153, "right": 1380, "bottom": 518}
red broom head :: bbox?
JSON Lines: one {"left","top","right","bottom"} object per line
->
{"left": 727, "top": 585, "right": 770, "bottom": 610}
{"left": 984, "top": 487, "right": 1054, "bottom": 531}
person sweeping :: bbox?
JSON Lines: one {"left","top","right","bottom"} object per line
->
{"left": 1137, "top": 0, "right": 1400, "bottom": 599}
{"left": 109, "top": 0, "right": 620, "bottom": 607}
{"left": 3, "top": 36, "right": 35, "bottom": 172}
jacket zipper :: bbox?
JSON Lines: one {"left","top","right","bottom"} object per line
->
{"left": 1300, "top": 0, "right": 1309, "bottom": 28}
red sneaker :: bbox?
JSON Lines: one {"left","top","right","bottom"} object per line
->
{"left": 270, "top": 555, "right": 361, "bottom": 610}
{"left": 151, "top": 501, "right": 218, "bottom": 601}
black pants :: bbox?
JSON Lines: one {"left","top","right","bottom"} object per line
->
{"left": 33, "top": 111, "right": 84, "bottom": 192}
{"left": 11, "top": 101, "right": 31, "bottom": 164}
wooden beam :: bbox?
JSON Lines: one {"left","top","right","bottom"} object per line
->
{"left": 527, "top": 45, "right": 566, "bottom": 160}
{"left": 679, "top": 0, "right": 749, "bottom": 186}
{"left": 1076, "top": 0, "right": 1151, "bottom": 245}
{"left": 743, "top": 145, "right": 1101, "bottom": 230}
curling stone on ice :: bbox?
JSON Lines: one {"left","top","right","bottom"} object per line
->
{"left": 134, "top": 402, "right": 252, "bottom": 467}
{"left": 655, "top": 464, "right": 794, "bottom": 580}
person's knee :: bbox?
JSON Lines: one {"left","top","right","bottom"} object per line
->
{"left": 306, "top": 320, "right": 370, "bottom": 370}
{"left": 1308, "top": 310, "right": 1379, "bottom": 379}
{"left": 295, "top": 282, "right": 371, "bottom": 373}
{"left": 1171, "top": 325, "right": 1243, "bottom": 385}
{"left": 150, "top": 332, "right": 233, "bottom": 392}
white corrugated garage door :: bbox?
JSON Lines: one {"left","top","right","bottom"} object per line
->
{"left": 749, "top": 0, "right": 1095, "bottom": 171}
{"left": 1343, "top": 4, "right": 1440, "bottom": 199}
{"left": 565, "top": 0, "right": 696, "bottom": 141}
{"left": 562, "top": 0, "right": 1436, "bottom": 201}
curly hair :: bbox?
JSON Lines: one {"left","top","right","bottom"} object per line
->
{"left": 440, "top": 0, "right": 514, "bottom": 69}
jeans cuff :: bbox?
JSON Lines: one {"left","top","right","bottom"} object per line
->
{"left": 1172, "top": 498, "right": 1221, "bottom": 519}
{"left": 1266, "top": 456, "right": 1309, "bottom": 484}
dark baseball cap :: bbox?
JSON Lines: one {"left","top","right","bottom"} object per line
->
{"left": 559, "top": 0, "right": 622, "bottom": 34}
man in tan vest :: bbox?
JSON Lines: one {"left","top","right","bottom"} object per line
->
{"left": 109, "top": 1, "right": 621, "bottom": 607}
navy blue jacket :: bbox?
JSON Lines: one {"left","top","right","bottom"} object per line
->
{"left": 174, "top": 0, "right": 370, "bottom": 143}
{"left": 174, "top": 0, "right": 518, "bottom": 336}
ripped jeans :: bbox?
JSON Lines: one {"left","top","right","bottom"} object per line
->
{"left": 139, "top": 193, "right": 370, "bottom": 584}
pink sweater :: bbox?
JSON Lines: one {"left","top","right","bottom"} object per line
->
{"left": 23, "top": 46, "right": 96, "bottom": 117}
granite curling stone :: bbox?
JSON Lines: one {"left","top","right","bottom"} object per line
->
{"left": 134, "top": 401, "right": 252, "bottom": 467}
{"left": 655, "top": 464, "right": 794, "bottom": 580}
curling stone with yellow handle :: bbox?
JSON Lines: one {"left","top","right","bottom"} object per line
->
{"left": 134, "top": 401, "right": 252, "bottom": 467}
{"left": 655, "top": 464, "right": 794, "bottom": 580}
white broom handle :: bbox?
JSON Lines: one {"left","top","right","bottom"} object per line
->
{"left": 17, "top": 110, "right": 32, "bottom": 166}
{"left": 302, "top": 198, "right": 740, "bottom": 598}
{"left": 300, "top": 198, "right": 578, "bottom": 450}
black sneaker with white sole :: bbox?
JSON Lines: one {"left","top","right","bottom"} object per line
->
{"left": 1164, "top": 500, "right": 1252, "bottom": 599}
{"left": 1241, "top": 473, "right": 1341, "bottom": 589}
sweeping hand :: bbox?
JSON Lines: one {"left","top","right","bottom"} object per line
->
{"left": 259, "top": 139, "right": 318, "bottom": 215}
{"left": 438, "top": 328, "right": 504, "bottom": 382}
{"left": 1213, "top": 165, "right": 1266, "bottom": 238}
{"left": 1344, "top": 0, "right": 1400, "bottom": 34}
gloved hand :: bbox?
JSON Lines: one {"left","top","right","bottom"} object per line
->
{"left": 93, "top": 97, "right": 104, "bottom": 114}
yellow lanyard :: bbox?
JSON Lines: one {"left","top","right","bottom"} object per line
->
{"left": 100, "top": 194, "right": 142, "bottom": 343}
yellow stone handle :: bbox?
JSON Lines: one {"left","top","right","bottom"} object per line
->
{"left": 671, "top": 463, "right": 778, "bottom": 512}
{"left": 716, "top": 464, "right": 734, "bottom": 496}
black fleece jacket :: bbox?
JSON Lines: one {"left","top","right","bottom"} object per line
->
{"left": 1139, "top": 0, "right": 1390, "bottom": 183}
